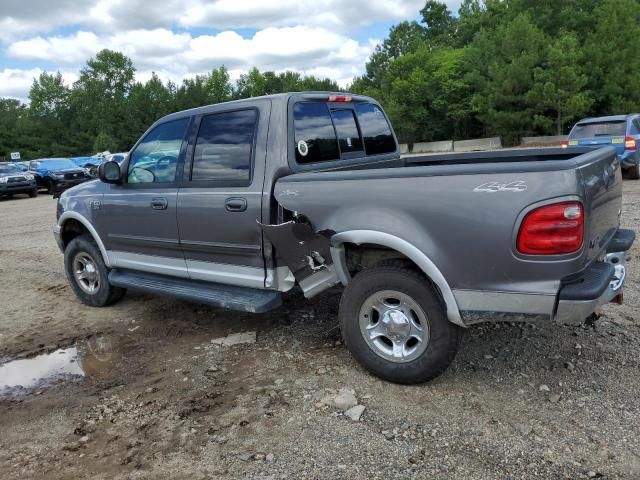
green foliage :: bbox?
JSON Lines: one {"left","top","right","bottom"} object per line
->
{"left": 93, "top": 131, "right": 117, "bottom": 153}
{"left": 354, "top": 0, "right": 640, "bottom": 145}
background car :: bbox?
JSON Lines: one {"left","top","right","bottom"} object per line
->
{"left": 564, "top": 114, "right": 640, "bottom": 178}
{"left": 0, "top": 162, "right": 37, "bottom": 198}
{"left": 71, "top": 156, "right": 103, "bottom": 177}
{"left": 104, "top": 152, "right": 128, "bottom": 164}
{"left": 29, "top": 158, "right": 90, "bottom": 194}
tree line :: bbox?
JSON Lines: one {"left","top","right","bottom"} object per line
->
{"left": 351, "top": 0, "right": 640, "bottom": 145}
{"left": 1, "top": 0, "right": 640, "bottom": 160}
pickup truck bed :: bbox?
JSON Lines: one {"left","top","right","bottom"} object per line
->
{"left": 272, "top": 146, "right": 624, "bottom": 326}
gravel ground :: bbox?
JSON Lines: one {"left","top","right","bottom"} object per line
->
{"left": 0, "top": 183, "right": 639, "bottom": 480}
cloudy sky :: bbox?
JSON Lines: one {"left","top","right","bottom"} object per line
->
{"left": 0, "top": 0, "right": 461, "bottom": 101}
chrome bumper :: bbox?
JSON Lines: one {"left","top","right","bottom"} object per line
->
{"left": 554, "top": 251, "right": 626, "bottom": 325}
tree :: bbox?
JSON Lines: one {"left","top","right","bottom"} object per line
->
{"left": 205, "top": 66, "right": 232, "bottom": 104}
{"left": 29, "top": 72, "right": 70, "bottom": 118}
{"left": 93, "top": 131, "right": 117, "bottom": 152}
{"left": 585, "top": 0, "right": 640, "bottom": 113}
{"left": 528, "top": 33, "right": 592, "bottom": 134}
{"left": 467, "top": 13, "right": 548, "bottom": 144}
{"left": 420, "top": 0, "right": 457, "bottom": 46}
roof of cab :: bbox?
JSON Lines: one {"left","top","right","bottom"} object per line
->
{"left": 158, "top": 91, "right": 373, "bottom": 124}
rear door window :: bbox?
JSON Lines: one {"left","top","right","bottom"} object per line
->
{"left": 293, "top": 103, "right": 340, "bottom": 164}
{"left": 191, "top": 109, "right": 257, "bottom": 184}
{"left": 354, "top": 103, "right": 396, "bottom": 155}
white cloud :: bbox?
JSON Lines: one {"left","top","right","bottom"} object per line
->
{"left": 0, "top": 68, "right": 78, "bottom": 102}
{"left": 5, "top": 25, "right": 373, "bottom": 99}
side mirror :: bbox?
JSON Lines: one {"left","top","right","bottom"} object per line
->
{"left": 98, "top": 161, "right": 121, "bottom": 184}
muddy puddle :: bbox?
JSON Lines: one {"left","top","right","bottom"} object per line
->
{"left": 0, "top": 335, "right": 122, "bottom": 396}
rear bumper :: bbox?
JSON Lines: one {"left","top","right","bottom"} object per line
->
{"left": 454, "top": 229, "right": 635, "bottom": 326}
{"left": 554, "top": 229, "right": 634, "bottom": 324}
{"left": 620, "top": 151, "right": 639, "bottom": 168}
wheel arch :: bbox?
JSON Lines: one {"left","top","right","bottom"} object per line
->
{"left": 330, "top": 230, "right": 464, "bottom": 327}
{"left": 58, "top": 212, "right": 111, "bottom": 268}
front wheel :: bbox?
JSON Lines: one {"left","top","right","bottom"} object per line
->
{"left": 64, "top": 234, "right": 126, "bottom": 307}
{"left": 339, "top": 263, "right": 462, "bottom": 384}
{"left": 29, "top": 189, "right": 37, "bottom": 198}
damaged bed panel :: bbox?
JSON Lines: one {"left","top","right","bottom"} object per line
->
{"left": 259, "top": 221, "right": 339, "bottom": 298}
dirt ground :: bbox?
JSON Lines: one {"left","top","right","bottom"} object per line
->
{"left": 0, "top": 183, "right": 639, "bottom": 480}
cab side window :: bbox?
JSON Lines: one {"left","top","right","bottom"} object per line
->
{"left": 128, "top": 118, "right": 189, "bottom": 184}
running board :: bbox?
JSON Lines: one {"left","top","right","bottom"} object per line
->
{"left": 108, "top": 269, "right": 282, "bottom": 313}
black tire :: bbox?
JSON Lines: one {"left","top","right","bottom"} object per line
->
{"left": 339, "top": 263, "right": 462, "bottom": 384}
{"left": 46, "top": 179, "right": 55, "bottom": 194}
{"left": 627, "top": 164, "right": 640, "bottom": 180}
{"left": 29, "top": 189, "right": 37, "bottom": 198}
{"left": 64, "top": 234, "right": 126, "bottom": 307}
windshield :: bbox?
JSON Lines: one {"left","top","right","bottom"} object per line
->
{"left": 70, "top": 157, "right": 95, "bottom": 167}
{"left": 39, "top": 159, "right": 79, "bottom": 170}
{"left": 571, "top": 121, "right": 626, "bottom": 138}
{"left": 0, "top": 164, "right": 19, "bottom": 174}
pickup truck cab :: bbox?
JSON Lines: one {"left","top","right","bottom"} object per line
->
{"left": 54, "top": 92, "right": 634, "bottom": 384}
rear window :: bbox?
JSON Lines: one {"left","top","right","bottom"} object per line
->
{"left": 192, "top": 109, "right": 257, "bottom": 182}
{"left": 571, "top": 121, "right": 627, "bottom": 138}
{"left": 354, "top": 103, "right": 396, "bottom": 155}
{"left": 331, "top": 109, "right": 363, "bottom": 155}
{"left": 293, "top": 103, "right": 340, "bottom": 164}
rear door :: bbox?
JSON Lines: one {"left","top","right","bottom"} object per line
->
{"left": 176, "top": 101, "right": 269, "bottom": 288}
{"left": 97, "top": 117, "right": 192, "bottom": 277}
{"left": 569, "top": 120, "right": 627, "bottom": 155}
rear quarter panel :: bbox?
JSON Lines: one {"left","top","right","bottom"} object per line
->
{"left": 274, "top": 154, "right": 620, "bottom": 298}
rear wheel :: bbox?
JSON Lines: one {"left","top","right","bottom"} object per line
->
{"left": 339, "top": 262, "right": 462, "bottom": 384}
{"left": 64, "top": 234, "right": 126, "bottom": 307}
{"left": 45, "top": 179, "right": 55, "bottom": 194}
{"left": 627, "top": 163, "right": 640, "bottom": 180}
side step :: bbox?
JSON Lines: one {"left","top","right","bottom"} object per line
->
{"left": 108, "top": 269, "right": 282, "bottom": 314}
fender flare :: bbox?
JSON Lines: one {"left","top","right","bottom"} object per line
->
{"left": 330, "top": 230, "right": 464, "bottom": 327}
{"left": 58, "top": 212, "right": 112, "bottom": 268}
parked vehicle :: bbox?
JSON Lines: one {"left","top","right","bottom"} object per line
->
{"left": 104, "top": 153, "right": 128, "bottom": 164}
{"left": 0, "top": 162, "right": 37, "bottom": 198}
{"left": 8, "top": 162, "right": 29, "bottom": 173}
{"left": 29, "top": 158, "right": 89, "bottom": 194}
{"left": 564, "top": 114, "right": 640, "bottom": 178}
{"left": 71, "top": 156, "right": 103, "bottom": 177}
{"left": 53, "top": 93, "right": 634, "bottom": 384}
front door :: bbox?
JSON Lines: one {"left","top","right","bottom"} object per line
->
{"left": 97, "top": 117, "right": 192, "bottom": 277}
{"left": 177, "top": 104, "right": 269, "bottom": 288}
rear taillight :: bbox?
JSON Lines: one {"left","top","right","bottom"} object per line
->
{"left": 517, "top": 202, "right": 584, "bottom": 255}
{"left": 625, "top": 136, "right": 637, "bottom": 151}
{"left": 561, "top": 140, "right": 569, "bottom": 149}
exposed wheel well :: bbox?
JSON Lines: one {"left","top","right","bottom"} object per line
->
{"left": 342, "top": 242, "right": 446, "bottom": 310}
{"left": 60, "top": 219, "right": 90, "bottom": 249}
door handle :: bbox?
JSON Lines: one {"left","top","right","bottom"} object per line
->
{"left": 225, "top": 197, "right": 247, "bottom": 212}
{"left": 150, "top": 197, "right": 168, "bottom": 210}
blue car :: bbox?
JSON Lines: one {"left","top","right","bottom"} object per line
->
{"left": 28, "top": 158, "right": 89, "bottom": 194}
{"left": 564, "top": 114, "right": 640, "bottom": 178}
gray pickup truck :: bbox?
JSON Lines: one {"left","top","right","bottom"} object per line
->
{"left": 53, "top": 92, "right": 634, "bottom": 383}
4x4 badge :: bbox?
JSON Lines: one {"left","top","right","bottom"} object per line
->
{"left": 473, "top": 181, "right": 527, "bottom": 193}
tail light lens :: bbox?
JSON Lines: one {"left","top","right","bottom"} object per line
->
{"left": 517, "top": 202, "right": 584, "bottom": 255}
{"left": 625, "top": 136, "right": 637, "bottom": 151}
{"left": 561, "top": 140, "right": 569, "bottom": 149}
{"left": 328, "top": 95, "right": 352, "bottom": 102}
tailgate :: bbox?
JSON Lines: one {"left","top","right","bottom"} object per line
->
{"left": 576, "top": 147, "right": 622, "bottom": 262}
{"left": 571, "top": 136, "right": 626, "bottom": 155}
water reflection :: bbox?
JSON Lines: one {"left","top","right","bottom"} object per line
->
{"left": 0, "top": 335, "right": 119, "bottom": 394}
